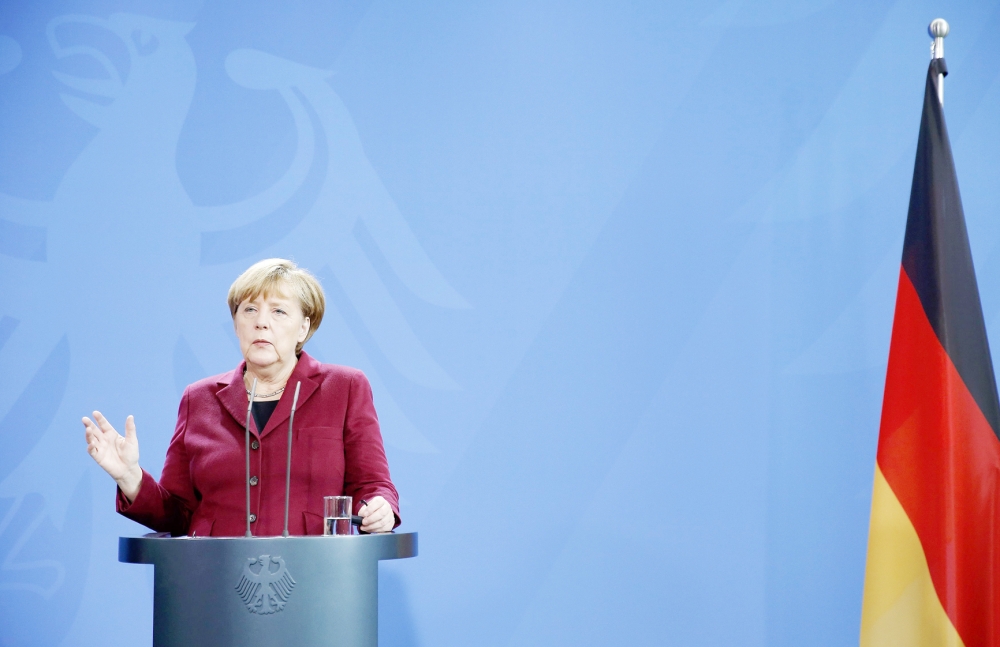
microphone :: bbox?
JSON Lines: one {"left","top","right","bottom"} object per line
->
{"left": 282, "top": 382, "right": 301, "bottom": 537}
{"left": 244, "top": 378, "right": 257, "bottom": 538}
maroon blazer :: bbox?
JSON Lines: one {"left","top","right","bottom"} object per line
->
{"left": 117, "top": 352, "right": 400, "bottom": 536}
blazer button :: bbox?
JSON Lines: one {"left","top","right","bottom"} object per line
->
{"left": 249, "top": 513, "right": 257, "bottom": 523}
{"left": 250, "top": 476, "right": 259, "bottom": 486}
{"left": 251, "top": 440, "right": 259, "bottom": 450}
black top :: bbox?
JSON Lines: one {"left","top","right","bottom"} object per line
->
{"left": 251, "top": 400, "right": 280, "bottom": 433}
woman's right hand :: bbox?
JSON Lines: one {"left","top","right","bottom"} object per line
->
{"left": 83, "top": 411, "right": 143, "bottom": 502}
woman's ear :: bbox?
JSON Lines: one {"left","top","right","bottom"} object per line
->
{"left": 299, "top": 317, "right": 310, "bottom": 342}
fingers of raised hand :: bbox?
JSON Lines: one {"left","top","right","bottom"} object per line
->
{"left": 83, "top": 417, "right": 105, "bottom": 459}
{"left": 82, "top": 416, "right": 96, "bottom": 439}
{"left": 82, "top": 416, "right": 101, "bottom": 440}
{"left": 93, "top": 411, "right": 118, "bottom": 436}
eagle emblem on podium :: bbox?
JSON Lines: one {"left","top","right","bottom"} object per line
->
{"left": 235, "top": 554, "right": 297, "bottom": 614}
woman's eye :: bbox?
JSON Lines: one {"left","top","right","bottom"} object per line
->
{"left": 275, "top": 309, "right": 286, "bottom": 316}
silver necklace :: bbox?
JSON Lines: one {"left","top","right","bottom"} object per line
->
{"left": 248, "top": 385, "right": 285, "bottom": 399}
{"left": 243, "top": 368, "right": 285, "bottom": 399}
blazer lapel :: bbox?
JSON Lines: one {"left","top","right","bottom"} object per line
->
{"left": 216, "top": 362, "right": 254, "bottom": 434}
{"left": 259, "top": 352, "right": 321, "bottom": 438}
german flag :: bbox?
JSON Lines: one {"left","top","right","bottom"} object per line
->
{"left": 860, "top": 58, "right": 1000, "bottom": 647}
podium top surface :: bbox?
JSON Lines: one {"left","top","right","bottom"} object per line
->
{"left": 119, "top": 532, "right": 417, "bottom": 565}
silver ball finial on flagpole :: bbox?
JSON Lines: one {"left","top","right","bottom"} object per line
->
{"left": 929, "top": 18, "right": 949, "bottom": 39}
{"left": 929, "top": 18, "right": 948, "bottom": 59}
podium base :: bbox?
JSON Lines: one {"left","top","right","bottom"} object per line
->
{"left": 120, "top": 532, "right": 417, "bottom": 647}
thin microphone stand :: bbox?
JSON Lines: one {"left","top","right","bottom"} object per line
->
{"left": 244, "top": 379, "right": 257, "bottom": 537}
{"left": 282, "top": 382, "right": 301, "bottom": 537}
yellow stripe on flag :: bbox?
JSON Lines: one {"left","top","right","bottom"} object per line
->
{"left": 860, "top": 466, "right": 964, "bottom": 647}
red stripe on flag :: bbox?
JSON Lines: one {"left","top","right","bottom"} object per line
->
{"left": 878, "top": 267, "right": 1000, "bottom": 647}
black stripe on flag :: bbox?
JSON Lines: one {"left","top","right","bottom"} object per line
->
{"left": 901, "top": 58, "right": 1000, "bottom": 438}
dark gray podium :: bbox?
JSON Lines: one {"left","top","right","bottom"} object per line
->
{"left": 119, "top": 532, "right": 417, "bottom": 647}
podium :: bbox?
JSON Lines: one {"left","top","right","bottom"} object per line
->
{"left": 119, "top": 532, "right": 417, "bottom": 647}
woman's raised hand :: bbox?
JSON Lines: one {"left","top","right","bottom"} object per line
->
{"left": 83, "top": 411, "right": 143, "bottom": 502}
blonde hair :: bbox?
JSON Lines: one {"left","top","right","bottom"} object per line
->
{"left": 228, "top": 259, "right": 325, "bottom": 353}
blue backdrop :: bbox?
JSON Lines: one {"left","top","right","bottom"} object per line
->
{"left": 2, "top": 1, "right": 1000, "bottom": 645}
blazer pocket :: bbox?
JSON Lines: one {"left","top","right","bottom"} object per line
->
{"left": 303, "top": 511, "right": 324, "bottom": 536}
{"left": 306, "top": 436, "right": 345, "bottom": 484}
{"left": 301, "top": 428, "right": 346, "bottom": 504}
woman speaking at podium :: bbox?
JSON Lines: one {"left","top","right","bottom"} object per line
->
{"left": 82, "top": 259, "right": 400, "bottom": 536}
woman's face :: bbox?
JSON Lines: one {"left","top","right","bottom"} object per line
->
{"left": 233, "top": 289, "right": 310, "bottom": 372}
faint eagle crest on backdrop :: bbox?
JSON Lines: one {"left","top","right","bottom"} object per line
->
{"left": 235, "top": 554, "right": 297, "bottom": 614}
{"left": 0, "top": 11, "right": 464, "bottom": 454}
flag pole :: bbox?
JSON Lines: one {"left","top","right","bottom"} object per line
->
{"left": 929, "top": 18, "right": 949, "bottom": 104}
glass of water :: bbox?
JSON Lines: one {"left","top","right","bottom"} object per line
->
{"left": 323, "top": 496, "right": 353, "bottom": 536}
